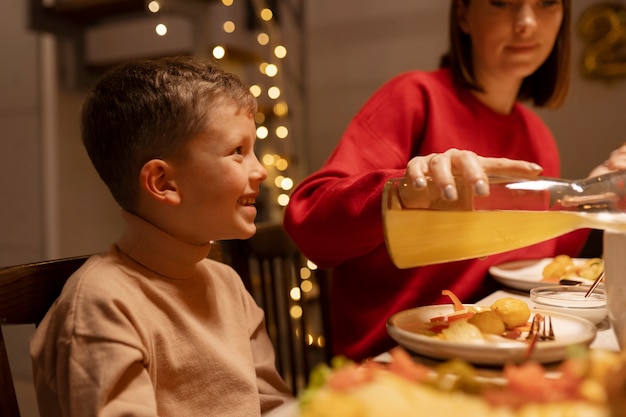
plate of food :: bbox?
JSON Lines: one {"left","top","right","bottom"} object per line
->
{"left": 386, "top": 295, "right": 596, "bottom": 366}
{"left": 488, "top": 256, "right": 604, "bottom": 291}
{"left": 297, "top": 347, "right": 622, "bottom": 417}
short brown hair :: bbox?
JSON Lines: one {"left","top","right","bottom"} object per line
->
{"left": 440, "top": 0, "right": 571, "bottom": 109}
{"left": 81, "top": 55, "right": 257, "bottom": 211}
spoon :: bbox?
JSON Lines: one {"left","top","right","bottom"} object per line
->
{"left": 584, "top": 271, "right": 605, "bottom": 298}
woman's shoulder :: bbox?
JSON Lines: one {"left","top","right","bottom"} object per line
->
{"left": 383, "top": 67, "right": 454, "bottom": 91}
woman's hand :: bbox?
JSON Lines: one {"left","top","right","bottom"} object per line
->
{"left": 404, "top": 148, "right": 543, "bottom": 201}
{"left": 588, "top": 144, "right": 626, "bottom": 178}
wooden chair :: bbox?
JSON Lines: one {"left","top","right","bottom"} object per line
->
{"left": 0, "top": 255, "right": 90, "bottom": 417}
{"left": 221, "top": 222, "right": 333, "bottom": 395}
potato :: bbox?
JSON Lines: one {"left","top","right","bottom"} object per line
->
{"left": 468, "top": 311, "right": 505, "bottom": 335}
{"left": 542, "top": 255, "right": 575, "bottom": 280}
{"left": 489, "top": 298, "right": 530, "bottom": 329}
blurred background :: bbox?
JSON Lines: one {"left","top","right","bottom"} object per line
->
{"left": 2, "top": 1, "right": 626, "bottom": 415}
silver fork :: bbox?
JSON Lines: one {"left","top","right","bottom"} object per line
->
{"left": 526, "top": 314, "right": 555, "bottom": 342}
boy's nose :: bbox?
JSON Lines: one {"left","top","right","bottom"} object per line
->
{"left": 253, "top": 159, "right": 268, "bottom": 182}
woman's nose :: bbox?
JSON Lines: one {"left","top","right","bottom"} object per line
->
{"left": 514, "top": 4, "right": 537, "bottom": 34}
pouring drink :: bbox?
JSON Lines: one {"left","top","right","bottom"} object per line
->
{"left": 383, "top": 172, "right": 626, "bottom": 268}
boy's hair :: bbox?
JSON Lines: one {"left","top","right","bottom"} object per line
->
{"left": 81, "top": 55, "right": 257, "bottom": 211}
{"left": 440, "top": 0, "right": 571, "bottom": 109}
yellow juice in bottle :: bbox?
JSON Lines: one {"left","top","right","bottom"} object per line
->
{"left": 383, "top": 175, "right": 626, "bottom": 268}
{"left": 386, "top": 210, "right": 584, "bottom": 268}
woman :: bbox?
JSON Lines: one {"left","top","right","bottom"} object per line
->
{"left": 284, "top": 0, "right": 625, "bottom": 361}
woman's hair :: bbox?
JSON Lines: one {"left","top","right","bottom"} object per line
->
{"left": 81, "top": 55, "right": 257, "bottom": 211}
{"left": 440, "top": 0, "right": 571, "bottom": 109}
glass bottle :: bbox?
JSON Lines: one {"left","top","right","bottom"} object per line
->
{"left": 382, "top": 171, "right": 626, "bottom": 268}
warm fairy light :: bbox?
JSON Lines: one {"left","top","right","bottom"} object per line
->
{"left": 300, "top": 281, "right": 313, "bottom": 293}
{"left": 260, "top": 8, "right": 273, "bottom": 21}
{"left": 223, "top": 21, "right": 236, "bottom": 33}
{"left": 277, "top": 194, "right": 290, "bottom": 206}
{"left": 267, "top": 86, "right": 280, "bottom": 99}
{"left": 275, "top": 125, "right": 288, "bottom": 139}
{"left": 274, "top": 45, "right": 287, "bottom": 59}
{"left": 147, "top": 1, "right": 160, "bottom": 13}
{"left": 300, "top": 267, "right": 311, "bottom": 280}
{"left": 212, "top": 46, "right": 226, "bottom": 59}
{"left": 155, "top": 23, "right": 167, "bottom": 36}
{"left": 273, "top": 102, "right": 288, "bottom": 116}
{"left": 290, "top": 287, "right": 301, "bottom": 301}
{"left": 259, "top": 62, "right": 269, "bottom": 74}
{"left": 290, "top": 305, "right": 302, "bottom": 319}
{"left": 275, "top": 158, "right": 288, "bottom": 171}
{"left": 306, "top": 260, "right": 318, "bottom": 270}
{"left": 280, "top": 177, "right": 293, "bottom": 190}
{"left": 254, "top": 112, "right": 265, "bottom": 124}
{"left": 249, "top": 84, "right": 262, "bottom": 97}
{"left": 264, "top": 64, "right": 278, "bottom": 77}
{"left": 301, "top": 280, "right": 313, "bottom": 293}
{"left": 317, "top": 336, "right": 326, "bottom": 347}
{"left": 257, "top": 32, "right": 270, "bottom": 45}
{"left": 221, "top": 0, "right": 234, "bottom": 5}
{"left": 274, "top": 175, "right": 284, "bottom": 187}
{"left": 262, "top": 154, "right": 276, "bottom": 166}
{"left": 256, "top": 126, "right": 269, "bottom": 139}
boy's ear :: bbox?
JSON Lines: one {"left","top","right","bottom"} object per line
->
{"left": 139, "top": 159, "right": 181, "bottom": 206}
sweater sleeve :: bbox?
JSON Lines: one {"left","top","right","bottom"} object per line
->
{"left": 284, "top": 74, "right": 428, "bottom": 268}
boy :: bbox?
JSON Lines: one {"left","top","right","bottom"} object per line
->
{"left": 30, "top": 56, "right": 292, "bottom": 416}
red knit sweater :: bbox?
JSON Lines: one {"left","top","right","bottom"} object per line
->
{"left": 284, "top": 68, "right": 588, "bottom": 360}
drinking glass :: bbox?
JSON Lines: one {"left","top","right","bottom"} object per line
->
{"left": 603, "top": 230, "right": 626, "bottom": 349}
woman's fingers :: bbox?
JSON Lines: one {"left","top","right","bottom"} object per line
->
{"left": 588, "top": 143, "right": 626, "bottom": 178}
{"left": 405, "top": 150, "right": 543, "bottom": 201}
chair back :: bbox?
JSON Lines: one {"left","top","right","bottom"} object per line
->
{"left": 222, "top": 222, "right": 332, "bottom": 395}
{"left": 0, "top": 255, "right": 90, "bottom": 417}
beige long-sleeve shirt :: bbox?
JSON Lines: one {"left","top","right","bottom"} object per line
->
{"left": 30, "top": 211, "right": 292, "bottom": 417}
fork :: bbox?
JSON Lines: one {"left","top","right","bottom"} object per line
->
{"left": 524, "top": 314, "right": 555, "bottom": 360}
{"left": 526, "top": 314, "right": 555, "bottom": 341}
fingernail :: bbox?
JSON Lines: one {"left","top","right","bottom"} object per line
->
{"left": 443, "top": 184, "right": 457, "bottom": 201}
{"left": 414, "top": 177, "right": 427, "bottom": 188}
{"left": 529, "top": 162, "right": 542, "bottom": 171}
{"left": 474, "top": 179, "right": 489, "bottom": 196}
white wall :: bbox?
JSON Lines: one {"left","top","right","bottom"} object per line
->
{"left": 304, "top": 0, "right": 626, "bottom": 179}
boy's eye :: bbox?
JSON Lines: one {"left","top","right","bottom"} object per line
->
{"left": 234, "top": 146, "right": 243, "bottom": 155}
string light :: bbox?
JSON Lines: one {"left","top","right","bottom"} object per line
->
{"left": 212, "top": 46, "right": 226, "bottom": 59}
{"left": 147, "top": 1, "right": 160, "bottom": 13}
{"left": 257, "top": 33, "right": 270, "bottom": 45}
{"left": 155, "top": 23, "right": 167, "bottom": 36}
{"left": 210, "top": 0, "right": 296, "bottom": 220}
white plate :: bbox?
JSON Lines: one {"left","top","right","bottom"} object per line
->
{"left": 387, "top": 304, "right": 596, "bottom": 365}
{"left": 488, "top": 258, "right": 596, "bottom": 291}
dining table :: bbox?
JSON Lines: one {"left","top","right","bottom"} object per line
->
{"left": 262, "top": 285, "right": 621, "bottom": 417}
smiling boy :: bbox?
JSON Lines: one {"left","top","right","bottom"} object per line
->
{"left": 30, "top": 56, "right": 292, "bottom": 416}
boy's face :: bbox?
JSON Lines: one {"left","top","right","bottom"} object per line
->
{"left": 169, "top": 101, "right": 267, "bottom": 244}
